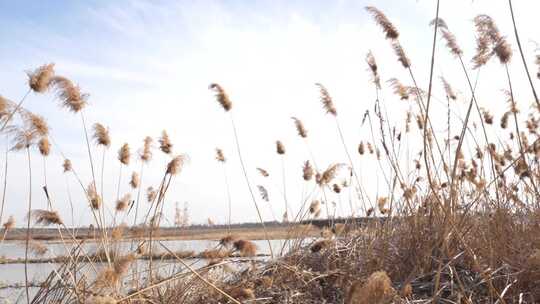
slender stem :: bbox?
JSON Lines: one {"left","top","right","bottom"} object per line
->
{"left": 24, "top": 147, "right": 32, "bottom": 304}
{"left": 280, "top": 156, "right": 289, "bottom": 221}
{"left": 423, "top": 0, "right": 441, "bottom": 212}
{"left": 133, "top": 162, "right": 145, "bottom": 226}
{"left": 222, "top": 164, "right": 232, "bottom": 233}
{"left": 0, "top": 135, "right": 9, "bottom": 227}
{"left": 507, "top": 0, "right": 539, "bottom": 108}
{"left": 229, "top": 113, "right": 274, "bottom": 259}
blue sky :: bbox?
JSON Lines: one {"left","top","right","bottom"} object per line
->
{"left": 0, "top": 0, "right": 539, "bottom": 227}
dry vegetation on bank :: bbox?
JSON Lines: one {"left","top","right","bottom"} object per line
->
{"left": 1, "top": 1, "right": 540, "bottom": 303}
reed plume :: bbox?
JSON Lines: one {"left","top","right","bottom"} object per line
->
{"left": 3, "top": 215, "right": 15, "bottom": 230}
{"left": 87, "top": 183, "right": 101, "bottom": 210}
{"left": 62, "top": 159, "right": 72, "bottom": 172}
{"left": 317, "top": 163, "right": 346, "bottom": 186}
{"left": 302, "top": 160, "right": 314, "bottom": 181}
{"left": 316, "top": 83, "right": 337, "bottom": 116}
{"left": 28, "top": 240, "right": 48, "bottom": 256}
{"left": 38, "top": 137, "right": 50, "bottom": 156}
{"left": 366, "top": 51, "right": 381, "bottom": 89}
{"left": 276, "top": 140, "right": 285, "bottom": 155}
{"left": 365, "top": 6, "right": 399, "bottom": 40}
{"left": 209, "top": 83, "right": 232, "bottom": 111}
{"left": 473, "top": 15, "right": 512, "bottom": 67}
{"left": 388, "top": 78, "right": 409, "bottom": 100}
{"left": 257, "top": 185, "right": 269, "bottom": 202}
{"left": 118, "top": 143, "right": 130, "bottom": 165}
{"left": 23, "top": 112, "right": 49, "bottom": 137}
{"left": 31, "top": 209, "right": 63, "bottom": 225}
{"left": 440, "top": 77, "right": 457, "bottom": 100}
{"left": 146, "top": 186, "right": 157, "bottom": 203}
{"left": 92, "top": 123, "right": 111, "bottom": 147}
{"left": 441, "top": 29, "right": 462, "bottom": 57}
{"left": 358, "top": 141, "right": 365, "bottom": 155}
{"left": 159, "top": 130, "right": 173, "bottom": 154}
{"left": 27, "top": 63, "right": 55, "bottom": 93}
{"left": 50, "top": 76, "right": 88, "bottom": 112}
{"left": 291, "top": 117, "right": 308, "bottom": 138}
{"left": 257, "top": 168, "right": 269, "bottom": 177}
{"left": 130, "top": 172, "right": 139, "bottom": 189}
{"left": 233, "top": 239, "right": 257, "bottom": 257}
{"left": 116, "top": 194, "right": 131, "bottom": 212}
{"left": 166, "top": 154, "right": 188, "bottom": 175}
{"left": 392, "top": 41, "right": 411, "bottom": 68}
{"left": 216, "top": 148, "right": 226, "bottom": 162}
{"left": 309, "top": 200, "right": 321, "bottom": 216}
{"left": 140, "top": 136, "right": 153, "bottom": 162}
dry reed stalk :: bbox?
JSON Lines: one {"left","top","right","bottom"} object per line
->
{"left": 209, "top": 83, "right": 274, "bottom": 258}
{"left": 216, "top": 148, "right": 232, "bottom": 231}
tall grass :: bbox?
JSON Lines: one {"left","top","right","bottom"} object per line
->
{"left": 1, "top": 3, "right": 540, "bottom": 303}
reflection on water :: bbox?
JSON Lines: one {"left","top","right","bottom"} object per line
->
{"left": 0, "top": 238, "right": 302, "bottom": 303}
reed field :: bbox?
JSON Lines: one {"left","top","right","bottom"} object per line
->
{"left": 2, "top": 1, "right": 540, "bottom": 303}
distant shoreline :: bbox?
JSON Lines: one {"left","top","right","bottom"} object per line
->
{"left": 1, "top": 223, "right": 323, "bottom": 243}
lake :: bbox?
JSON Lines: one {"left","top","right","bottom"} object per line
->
{"left": 0, "top": 238, "right": 304, "bottom": 303}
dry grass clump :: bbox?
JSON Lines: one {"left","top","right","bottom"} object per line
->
{"left": 346, "top": 271, "right": 396, "bottom": 304}
{"left": 233, "top": 239, "right": 257, "bottom": 257}
{"left": 88, "top": 295, "right": 117, "bottom": 304}
{"left": 95, "top": 254, "right": 135, "bottom": 288}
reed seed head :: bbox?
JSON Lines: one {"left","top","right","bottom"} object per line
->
{"left": 365, "top": 6, "right": 399, "bottom": 40}
{"left": 388, "top": 78, "right": 409, "bottom": 100}
{"left": 392, "top": 41, "right": 411, "bottom": 68}
{"left": 38, "top": 137, "right": 51, "bottom": 156}
{"left": 87, "top": 183, "right": 101, "bottom": 209}
{"left": 316, "top": 83, "right": 337, "bottom": 116}
{"left": 3, "top": 215, "right": 15, "bottom": 230}
{"left": 166, "top": 154, "right": 188, "bottom": 175}
{"left": 140, "top": 136, "right": 153, "bottom": 162}
{"left": 233, "top": 239, "right": 257, "bottom": 257}
{"left": 291, "top": 117, "right": 308, "bottom": 138}
{"left": 116, "top": 193, "right": 131, "bottom": 212}
{"left": 257, "top": 185, "right": 269, "bottom": 202}
{"left": 24, "top": 112, "right": 49, "bottom": 137}
{"left": 209, "top": 83, "right": 232, "bottom": 111}
{"left": 302, "top": 160, "right": 314, "bottom": 181}
{"left": 146, "top": 186, "right": 157, "bottom": 203}
{"left": 50, "top": 76, "right": 88, "bottom": 113}
{"left": 130, "top": 172, "right": 139, "bottom": 189}
{"left": 159, "top": 130, "right": 173, "bottom": 154}
{"left": 31, "top": 209, "right": 63, "bottom": 226}
{"left": 215, "top": 148, "right": 226, "bottom": 162}
{"left": 358, "top": 141, "right": 365, "bottom": 155}
{"left": 92, "top": 123, "right": 111, "bottom": 147}
{"left": 27, "top": 63, "right": 55, "bottom": 93}
{"left": 366, "top": 51, "right": 381, "bottom": 89}
{"left": 28, "top": 240, "right": 48, "bottom": 256}
{"left": 257, "top": 167, "right": 269, "bottom": 177}
{"left": 63, "top": 159, "right": 72, "bottom": 172}
{"left": 118, "top": 143, "right": 130, "bottom": 165}
{"left": 276, "top": 140, "right": 285, "bottom": 155}
{"left": 440, "top": 77, "right": 457, "bottom": 100}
